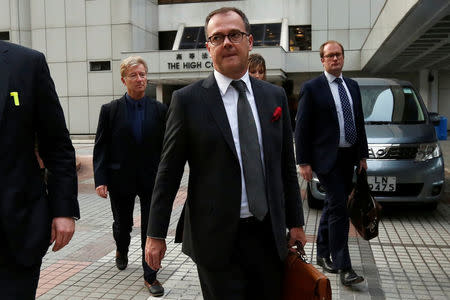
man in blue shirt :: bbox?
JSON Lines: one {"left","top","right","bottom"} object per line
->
{"left": 93, "top": 56, "right": 167, "bottom": 297}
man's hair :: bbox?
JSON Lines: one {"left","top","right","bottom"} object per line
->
{"left": 248, "top": 53, "right": 266, "bottom": 73}
{"left": 120, "top": 56, "right": 148, "bottom": 78}
{"left": 204, "top": 7, "right": 251, "bottom": 39}
{"left": 319, "top": 40, "right": 345, "bottom": 58}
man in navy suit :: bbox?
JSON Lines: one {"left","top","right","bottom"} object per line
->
{"left": 0, "top": 41, "right": 80, "bottom": 299}
{"left": 295, "top": 40, "right": 369, "bottom": 286}
{"left": 146, "top": 7, "right": 306, "bottom": 300}
{"left": 93, "top": 56, "right": 167, "bottom": 297}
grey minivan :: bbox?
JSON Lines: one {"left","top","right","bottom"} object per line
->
{"left": 307, "top": 78, "right": 444, "bottom": 210}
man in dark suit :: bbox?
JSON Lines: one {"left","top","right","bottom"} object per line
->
{"left": 295, "top": 40, "right": 369, "bottom": 286}
{"left": 145, "top": 7, "right": 306, "bottom": 300}
{"left": 93, "top": 56, "right": 166, "bottom": 297}
{"left": 0, "top": 41, "right": 80, "bottom": 299}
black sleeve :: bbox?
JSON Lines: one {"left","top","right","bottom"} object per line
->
{"left": 34, "top": 52, "right": 80, "bottom": 218}
{"left": 93, "top": 103, "right": 111, "bottom": 187}
{"left": 147, "top": 92, "right": 187, "bottom": 238}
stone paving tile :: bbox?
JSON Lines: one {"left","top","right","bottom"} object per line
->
{"left": 34, "top": 143, "right": 450, "bottom": 299}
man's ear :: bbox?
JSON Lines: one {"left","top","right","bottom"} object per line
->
{"left": 121, "top": 77, "right": 126, "bottom": 85}
{"left": 248, "top": 34, "right": 253, "bottom": 51}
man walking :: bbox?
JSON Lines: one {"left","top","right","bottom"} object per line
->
{"left": 145, "top": 7, "right": 306, "bottom": 300}
{"left": 295, "top": 40, "right": 368, "bottom": 286}
{"left": 93, "top": 56, "right": 166, "bottom": 297}
{"left": 0, "top": 40, "right": 80, "bottom": 299}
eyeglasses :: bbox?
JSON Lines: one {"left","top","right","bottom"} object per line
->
{"left": 323, "top": 53, "right": 343, "bottom": 59}
{"left": 127, "top": 72, "right": 147, "bottom": 80}
{"left": 207, "top": 31, "right": 249, "bottom": 46}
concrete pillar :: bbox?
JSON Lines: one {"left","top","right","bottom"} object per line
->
{"left": 419, "top": 69, "right": 430, "bottom": 109}
{"left": 156, "top": 84, "right": 163, "bottom": 103}
{"left": 280, "top": 18, "right": 289, "bottom": 52}
{"left": 430, "top": 69, "right": 439, "bottom": 113}
{"left": 172, "top": 24, "right": 185, "bottom": 50}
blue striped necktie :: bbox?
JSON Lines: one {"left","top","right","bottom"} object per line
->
{"left": 334, "top": 78, "right": 357, "bottom": 145}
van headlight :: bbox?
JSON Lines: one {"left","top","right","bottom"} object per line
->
{"left": 415, "top": 142, "right": 441, "bottom": 161}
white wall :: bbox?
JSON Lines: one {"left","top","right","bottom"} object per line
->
{"left": 311, "top": 0, "right": 385, "bottom": 52}
{"left": 157, "top": 0, "right": 310, "bottom": 31}
{"left": 26, "top": 0, "right": 160, "bottom": 134}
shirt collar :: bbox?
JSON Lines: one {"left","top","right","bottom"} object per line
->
{"left": 214, "top": 70, "right": 252, "bottom": 97}
{"left": 324, "top": 71, "right": 343, "bottom": 84}
{"left": 125, "top": 93, "right": 146, "bottom": 107}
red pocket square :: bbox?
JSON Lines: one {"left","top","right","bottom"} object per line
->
{"left": 272, "top": 106, "right": 282, "bottom": 122}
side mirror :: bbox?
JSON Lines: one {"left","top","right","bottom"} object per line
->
{"left": 428, "top": 112, "right": 441, "bottom": 126}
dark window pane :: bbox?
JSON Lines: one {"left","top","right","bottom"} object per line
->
{"left": 289, "top": 25, "right": 311, "bottom": 51}
{"left": 264, "top": 23, "right": 281, "bottom": 46}
{"left": 89, "top": 61, "right": 111, "bottom": 71}
{"left": 0, "top": 31, "right": 10, "bottom": 40}
{"left": 179, "top": 27, "right": 206, "bottom": 49}
{"left": 159, "top": 31, "right": 177, "bottom": 50}
{"left": 250, "top": 23, "right": 281, "bottom": 47}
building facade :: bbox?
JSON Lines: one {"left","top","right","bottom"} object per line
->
{"left": 2, "top": 0, "right": 450, "bottom": 134}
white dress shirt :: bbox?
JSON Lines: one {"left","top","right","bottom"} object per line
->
{"left": 324, "top": 71, "right": 356, "bottom": 148}
{"left": 214, "top": 70, "right": 265, "bottom": 218}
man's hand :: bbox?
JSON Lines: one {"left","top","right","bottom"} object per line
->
{"left": 288, "top": 227, "right": 307, "bottom": 252}
{"left": 50, "top": 217, "right": 75, "bottom": 252}
{"left": 145, "top": 237, "right": 167, "bottom": 271}
{"left": 96, "top": 185, "right": 108, "bottom": 198}
{"left": 358, "top": 159, "right": 368, "bottom": 173}
{"left": 299, "top": 165, "right": 313, "bottom": 182}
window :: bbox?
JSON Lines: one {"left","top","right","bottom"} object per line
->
{"left": 250, "top": 23, "right": 281, "bottom": 47}
{"left": 0, "top": 31, "right": 10, "bottom": 41}
{"left": 89, "top": 61, "right": 111, "bottom": 71}
{"left": 179, "top": 27, "right": 206, "bottom": 49}
{"left": 288, "top": 25, "right": 311, "bottom": 51}
{"left": 159, "top": 31, "right": 177, "bottom": 50}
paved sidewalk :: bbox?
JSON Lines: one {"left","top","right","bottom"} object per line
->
{"left": 36, "top": 141, "right": 450, "bottom": 299}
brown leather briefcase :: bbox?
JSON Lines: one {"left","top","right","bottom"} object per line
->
{"left": 283, "top": 242, "right": 332, "bottom": 300}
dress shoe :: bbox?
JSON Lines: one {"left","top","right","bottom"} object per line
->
{"left": 339, "top": 268, "right": 364, "bottom": 286}
{"left": 316, "top": 257, "right": 338, "bottom": 273}
{"left": 115, "top": 251, "right": 128, "bottom": 270}
{"left": 145, "top": 279, "right": 164, "bottom": 297}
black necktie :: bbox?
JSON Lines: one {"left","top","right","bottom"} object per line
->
{"left": 231, "top": 80, "right": 268, "bottom": 220}
{"left": 334, "top": 78, "right": 357, "bottom": 145}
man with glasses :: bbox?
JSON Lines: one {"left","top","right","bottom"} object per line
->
{"left": 93, "top": 56, "right": 167, "bottom": 297}
{"left": 295, "top": 40, "right": 368, "bottom": 286}
{"left": 145, "top": 7, "right": 306, "bottom": 300}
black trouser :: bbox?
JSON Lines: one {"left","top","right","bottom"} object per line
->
{"left": 109, "top": 191, "right": 157, "bottom": 283}
{"left": 0, "top": 261, "right": 41, "bottom": 299}
{"left": 196, "top": 216, "right": 283, "bottom": 300}
{"left": 316, "top": 147, "right": 356, "bottom": 270}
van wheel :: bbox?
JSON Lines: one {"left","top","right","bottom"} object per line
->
{"left": 423, "top": 202, "right": 438, "bottom": 210}
{"left": 307, "top": 184, "right": 324, "bottom": 209}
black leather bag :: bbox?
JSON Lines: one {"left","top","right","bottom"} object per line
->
{"left": 347, "top": 168, "right": 382, "bottom": 241}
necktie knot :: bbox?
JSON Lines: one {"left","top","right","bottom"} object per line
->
{"left": 334, "top": 77, "right": 343, "bottom": 84}
{"left": 231, "top": 80, "right": 247, "bottom": 95}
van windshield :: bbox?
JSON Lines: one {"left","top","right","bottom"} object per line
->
{"left": 361, "top": 85, "right": 425, "bottom": 124}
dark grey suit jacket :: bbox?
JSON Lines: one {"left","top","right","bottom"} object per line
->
{"left": 147, "top": 73, "right": 304, "bottom": 269}
{"left": 0, "top": 41, "right": 79, "bottom": 266}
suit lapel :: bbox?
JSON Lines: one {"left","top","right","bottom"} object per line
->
{"left": 143, "top": 96, "right": 156, "bottom": 138}
{"left": 343, "top": 77, "right": 359, "bottom": 119}
{"left": 251, "top": 78, "right": 272, "bottom": 165}
{"left": 319, "top": 74, "right": 339, "bottom": 125}
{"left": 0, "top": 41, "right": 10, "bottom": 125}
{"left": 201, "top": 73, "right": 238, "bottom": 159}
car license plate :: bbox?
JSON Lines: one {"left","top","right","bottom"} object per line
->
{"left": 367, "top": 176, "right": 396, "bottom": 192}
